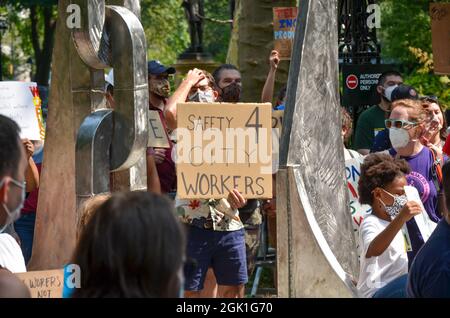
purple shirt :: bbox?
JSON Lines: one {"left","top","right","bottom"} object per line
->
{"left": 388, "top": 146, "right": 442, "bottom": 262}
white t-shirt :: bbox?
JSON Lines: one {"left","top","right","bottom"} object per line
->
{"left": 356, "top": 214, "right": 408, "bottom": 298}
{"left": 0, "top": 233, "right": 26, "bottom": 273}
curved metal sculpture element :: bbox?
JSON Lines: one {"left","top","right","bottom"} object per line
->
{"left": 29, "top": 0, "right": 148, "bottom": 270}
{"left": 76, "top": 110, "right": 113, "bottom": 196}
{"left": 73, "top": 0, "right": 148, "bottom": 171}
{"left": 277, "top": 0, "right": 358, "bottom": 297}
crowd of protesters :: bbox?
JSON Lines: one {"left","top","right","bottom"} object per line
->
{"left": 0, "top": 47, "right": 449, "bottom": 299}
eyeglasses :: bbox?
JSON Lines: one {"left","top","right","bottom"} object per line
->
{"left": 385, "top": 119, "right": 418, "bottom": 129}
{"left": 0, "top": 177, "right": 26, "bottom": 190}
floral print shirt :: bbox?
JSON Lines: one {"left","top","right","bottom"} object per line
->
{"left": 175, "top": 197, "right": 244, "bottom": 231}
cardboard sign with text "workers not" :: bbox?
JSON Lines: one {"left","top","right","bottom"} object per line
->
{"left": 176, "top": 103, "right": 273, "bottom": 199}
{"left": 273, "top": 7, "right": 298, "bottom": 60}
{"left": 16, "top": 269, "right": 64, "bottom": 298}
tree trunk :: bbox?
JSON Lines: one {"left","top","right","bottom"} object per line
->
{"left": 227, "top": 0, "right": 297, "bottom": 103}
{"left": 30, "top": 5, "right": 56, "bottom": 86}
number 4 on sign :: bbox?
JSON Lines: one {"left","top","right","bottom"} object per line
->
{"left": 245, "top": 107, "right": 262, "bottom": 143}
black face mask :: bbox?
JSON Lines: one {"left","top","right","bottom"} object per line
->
{"left": 220, "top": 83, "right": 241, "bottom": 103}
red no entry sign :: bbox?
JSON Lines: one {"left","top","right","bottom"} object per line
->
{"left": 346, "top": 74, "right": 358, "bottom": 90}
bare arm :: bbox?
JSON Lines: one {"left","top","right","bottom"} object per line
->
{"left": 22, "top": 139, "right": 39, "bottom": 192}
{"left": 25, "top": 157, "right": 39, "bottom": 193}
{"left": 164, "top": 69, "right": 205, "bottom": 131}
{"left": 366, "top": 201, "right": 422, "bottom": 257}
{"left": 261, "top": 50, "right": 280, "bottom": 104}
{"left": 146, "top": 152, "right": 161, "bottom": 194}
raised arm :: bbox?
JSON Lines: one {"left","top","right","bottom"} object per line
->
{"left": 164, "top": 68, "right": 205, "bottom": 131}
{"left": 261, "top": 50, "right": 280, "bottom": 104}
{"left": 22, "top": 139, "right": 39, "bottom": 192}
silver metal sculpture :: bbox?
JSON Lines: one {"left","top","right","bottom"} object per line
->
{"left": 29, "top": 0, "right": 148, "bottom": 270}
{"left": 277, "top": 0, "right": 359, "bottom": 297}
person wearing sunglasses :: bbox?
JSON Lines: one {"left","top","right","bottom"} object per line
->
{"left": 370, "top": 85, "right": 419, "bottom": 153}
{"left": 386, "top": 99, "right": 445, "bottom": 262}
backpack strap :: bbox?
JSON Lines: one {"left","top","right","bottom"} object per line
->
{"left": 430, "top": 147, "right": 443, "bottom": 192}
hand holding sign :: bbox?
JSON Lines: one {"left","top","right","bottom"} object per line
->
{"left": 227, "top": 189, "right": 247, "bottom": 210}
{"left": 397, "top": 201, "right": 423, "bottom": 222}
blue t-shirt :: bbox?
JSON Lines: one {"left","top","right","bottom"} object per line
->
{"left": 371, "top": 128, "right": 391, "bottom": 153}
{"left": 274, "top": 104, "right": 285, "bottom": 110}
{"left": 388, "top": 147, "right": 441, "bottom": 262}
{"left": 407, "top": 219, "right": 450, "bottom": 298}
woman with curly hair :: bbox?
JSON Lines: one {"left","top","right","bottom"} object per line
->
{"left": 357, "top": 153, "right": 423, "bottom": 298}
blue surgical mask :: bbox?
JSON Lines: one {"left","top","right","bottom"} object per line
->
{"left": 0, "top": 178, "right": 26, "bottom": 233}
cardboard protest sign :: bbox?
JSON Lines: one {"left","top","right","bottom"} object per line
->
{"left": 0, "top": 81, "right": 45, "bottom": 140}
{"left": 147, "top": 110, "right": 170, "bottom": 148}
{"left": 345, "top": 157, "right": 372, "bottom": 255}
{"left": 272, "top": 110, "right": 284, "bottom": 130}
{"left": 273, "top": 7, "right": 298, "bottom": 60}
{"left": 16, "top": 269, "right": 64, "bottom": 298}
{"left": 176, "top": 102, "right": 273, "bottom": 199}
{"left": 430, "top": 3, "right": 450, "bottom": 74}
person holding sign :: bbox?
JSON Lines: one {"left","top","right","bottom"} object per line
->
{"left": 105, "top": 69, "right": 161, "bottom": 194}
{"left": 176, "top": 72, "right": 249, "bottom": 298}
{"left": 149, "top": 61, "right": 207, "bottom": 195}
{"left": 356, "top": 153, "right": 422, "bottom": 298}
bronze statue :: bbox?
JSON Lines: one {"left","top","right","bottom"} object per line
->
{"left": 182, "top": 0, "right": 204, "bottom": 53}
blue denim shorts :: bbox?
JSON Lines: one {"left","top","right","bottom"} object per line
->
{"left": 184, "top": 226, "right": 248, "bottom": 291}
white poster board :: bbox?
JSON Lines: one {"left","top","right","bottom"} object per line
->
{"left": 0, "top": 81, "right": 45, "bottom": 140}
{"left": 345, "top": 157, "right": 372, "bottom": 255}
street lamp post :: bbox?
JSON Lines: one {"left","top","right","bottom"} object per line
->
{"left": 0, "top": 17, "right": 8, "bottom": 81}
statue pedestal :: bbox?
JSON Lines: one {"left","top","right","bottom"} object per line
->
{"left": 173, "top": 52, "right": 220, "bottom": 86}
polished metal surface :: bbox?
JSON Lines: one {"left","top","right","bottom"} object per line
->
{"left": 278, "top": 0, "right": 358, "bottom": 297}
{"left": 30, "top": 0, "right": 148, "bottom": 269}
{"left": 76, "top": 109, "right": 113, "bottom": 195}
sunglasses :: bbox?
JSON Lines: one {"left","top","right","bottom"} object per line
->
{"left": 385, "top": 119, "right": 418, "bottom": 129}
{"left": 420, "top": 95, "right": 439, "bottom": 103}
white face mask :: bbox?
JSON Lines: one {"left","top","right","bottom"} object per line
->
{"left": 383, "top": 84, "right": 398, "bottom": 102}
{"left": 389, "top": 128, "right": 410, "bottom": 149}
{"left": 188, "top": 89, "right": 215, "bottom": 103}
{"left": 0, "top": 178, "right": 26, "bottom": 233}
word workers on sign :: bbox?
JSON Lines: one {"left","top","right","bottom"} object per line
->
{"left": 16, "top": 269, "right": 64, "bottom": 298}
{"left": 176, "top": 102, "right": 273, "bottom": 199}
{"left": 273, "top": 7, "right": 298, "bottom": 60}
